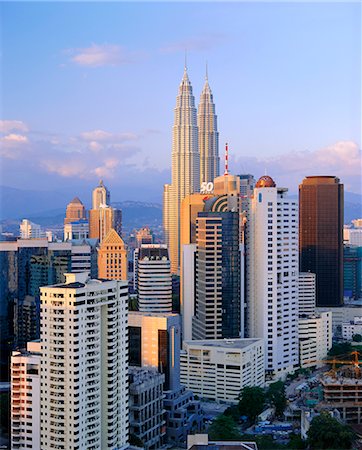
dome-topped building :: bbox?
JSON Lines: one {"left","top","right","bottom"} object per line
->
{"left": 255, "top": 175, "right": 276, "bottom": 188}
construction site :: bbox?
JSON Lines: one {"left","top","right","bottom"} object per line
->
{"left": 316, "top": 351, "right": 362, "bottom": 424}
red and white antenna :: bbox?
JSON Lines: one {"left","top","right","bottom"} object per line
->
{"left": 224, "top": 142, "right": 229, "bottom": 175}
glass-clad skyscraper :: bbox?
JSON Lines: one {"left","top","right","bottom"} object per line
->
{"left": 299, "top": 176, "right": 344, "bottom": 307}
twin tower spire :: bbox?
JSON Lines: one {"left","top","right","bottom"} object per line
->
{"left": 164, "top": 66, "right": 220, "bottom": 273}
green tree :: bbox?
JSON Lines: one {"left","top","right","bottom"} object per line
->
{"left": 307, "top": 412, "right": 356, "bottom": 449}
{"left": 238, "top": 386, "right": 265, "bottom": 424}
{"left": 328, "top": 342, "right": 352, "bottom": 357}
{"left": 353, "top": 333, "right": 362, "bottom": 342}
{"left": 287, "top": 433, "right": 306, "bottom": 449}
{"left": 267, "top": 381, "right": 287, "bottom": 418}
{"left": 208, "top": 415, "right": 241, "bottom": 441}
{"left": 224, "top": 405, "right": 240, "bottom": 422}
{"left": 239, "top": 434, "right": 286, "bottom": 450}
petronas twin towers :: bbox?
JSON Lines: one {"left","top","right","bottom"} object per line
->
{"left": 164, "top": 66, "right": 219, "bottom": 273}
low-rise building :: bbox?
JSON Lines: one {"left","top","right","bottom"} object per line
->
{"left": 342, "top": 317, "right": 362, "bottom": 340}
{"left": 316, "top": 305, "right": 362, "bottom": 333}
{"left": 299, "top": 312, "right": 332, "bottom": 368}
{"left": 180, "top": 339, "right": 265, "bottom": 403}
{"left": 129, "top": 367, "right": 166, "bottom": 450}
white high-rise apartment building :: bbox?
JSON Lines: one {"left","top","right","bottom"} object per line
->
{"left": 164, "top": 67, "right": 200, "bottom": 273}
{"left": 182, "top": 243, "right": 197, "bottom": 340}
{"left": 246, "top": 175, "right": 299, "bottom": 378}
{"left": 198, "top": 72, "right": 219, "bottom": 185}
{"left": 11, "top": 341, "right": 41, "bottom": 450}
{"left": 299, "top": 312, "right": 332, "bottom": 368}
{"left": 20, "top": 219, "right": 43, "bottom": 239}
{"left": 40, "top": 272, "right": 128, "bottom": 450}
{"left": 298, "top": 272, "right": 316, "bottom": 316}
{"left": 138, "top": 244, "right": 172, "bottom": 313}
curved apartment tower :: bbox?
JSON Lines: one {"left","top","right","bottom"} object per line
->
{"left": 164, "top": 67, "right": 199, "bottom": 273}
{"left": 198, "top": 73, "right": 219, "bottom": 185}
{"left": 137, "top": 245, "right": 172, "bottom": 313}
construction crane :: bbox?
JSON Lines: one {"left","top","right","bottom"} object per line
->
{"left": 306, "top": 351, "right": 362, "bottom": 378}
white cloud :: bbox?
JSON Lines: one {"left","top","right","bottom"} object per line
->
{"left": 0, "top": 120, "right": 28, "bottom": 133}
{"left": 67, "top": 44, "right": 135, "bottom": 67}
{"left": 233, "top": 141, "right": 362, "bottom": 194}
{"left": 93, "top": 158, "right": 120, "bottom": 178}
{"left": 0, "top": 119, "right": 142, "bottom": 180}
{"left": 89, "top": 141, "right": 103, "bottom": 152}
{"left": 81, "top": 129, "right": 114, "bottom": 141}
{"left": 1, "top": 134, "right": 28, "bottom": 143}
{"left": 80, "top": 129, "right": 140, "bottom": 155}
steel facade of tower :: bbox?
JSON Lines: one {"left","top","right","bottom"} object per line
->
{"left": 192, "top": 194, "right": 241, "bottom": 340}
{"left": 164, "top": 68, "right": 200, "bottom": 273}
{"left": 198, "top": 75, "right": 219, "bottom": 185}
{"left": 299, "top": 176, "right": 344, "bottom": 307}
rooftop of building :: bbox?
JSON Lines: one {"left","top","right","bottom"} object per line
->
{"left": 70, "top": 238, "right": 98, "bottom": 246}
{"left": 42, "top": 272, "right": 121, "bottom": 289}
{"left": 183, "top": 338, "right": 262, "bottom": 350}
{"left": 101, "top": 228, "right": 125, "bottom": 246}
{"left": 187, "top": 435, "right": 258, "bottom": 450}
{"left": 129, "top": 311, "right": 179, "bottom": 318}
{"left": 301, "top": 175, "right": 341, "bottom": 185}
{"left": 189, "top": 445, "right": 258, "bottom": 450}
{"left": 129, "top": 366, "right": 165, "bottom": 384}
{"left": 12, "top": 340, "right": 41, "bottom": 357}
{"left": 321, "top": 373, "right": 362, "bottom": 386}
{"left": 65, "top": 219, "right": 88, "bottom": 225}
{"left": 255, "top": 175, "right": 276, "bottom": 188}
{"left": 139, "top": 245, "right": 169, "bottom": 260}
{"left": 68, "top": 196, "right": 83, "bottom": 205}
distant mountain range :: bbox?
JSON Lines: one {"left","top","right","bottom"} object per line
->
{"left": 0, "top": 186, "right": 164, "bottom": 234}
{"left": 0, "top": 185, "right": 361, "bottom": 232}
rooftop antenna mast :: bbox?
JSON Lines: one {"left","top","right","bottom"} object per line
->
{"left": 224, "top": 142, "right": 229, "bottom": 175}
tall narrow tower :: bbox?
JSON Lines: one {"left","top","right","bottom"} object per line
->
{"left": 198, "top": 69, "right": 219, "bottom": 185}
{"left": 164, "top": 66, "right": 199, "bottom": 273}
{"left": 92, "top": 179, "right": 110, "bottom": 209}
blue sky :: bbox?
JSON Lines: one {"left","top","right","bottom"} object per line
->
{"left": 0, "top": 1, "right": 361, "bottom": 203}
